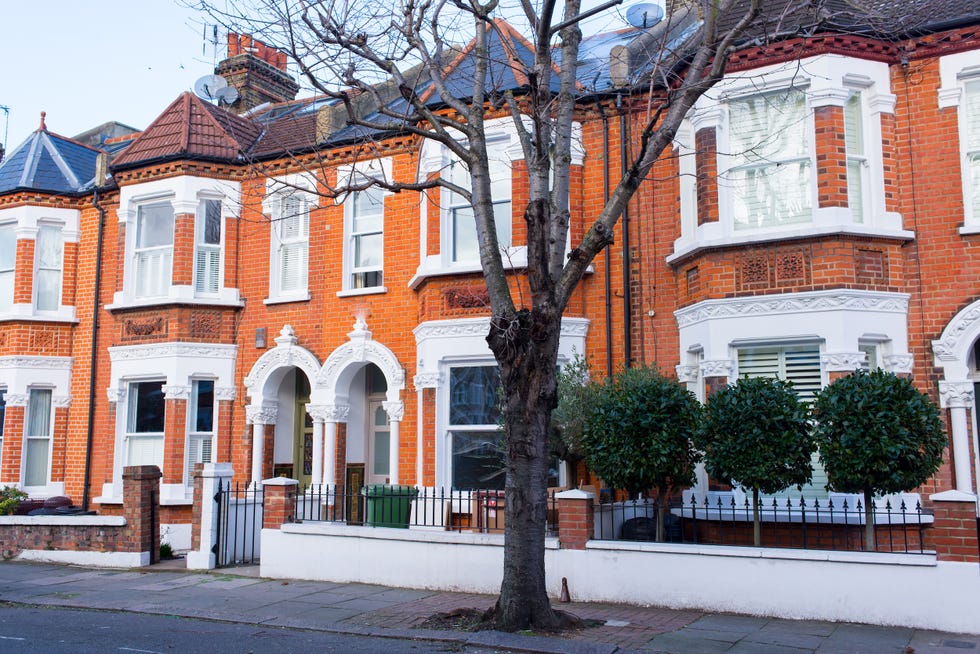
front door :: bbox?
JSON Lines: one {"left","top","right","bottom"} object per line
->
{"left": 293, "top": 374, "right": 313, "bottom": 487}
{"left": 366, "top": 398, "right": 390, "bottom": 485}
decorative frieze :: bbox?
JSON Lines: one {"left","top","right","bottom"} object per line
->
{"left": 939, "top": 381, "right": 975, "bottom": 409}
{"left": 675, "top": 364, "right": 699, "bottom": 383}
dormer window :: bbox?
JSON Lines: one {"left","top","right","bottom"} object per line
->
{"left": 133, "top": 201, "right": 174, "bottom": 298}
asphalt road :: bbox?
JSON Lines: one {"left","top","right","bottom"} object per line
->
{"left": 0, "top": 605, "right": 519, "bottom": 654}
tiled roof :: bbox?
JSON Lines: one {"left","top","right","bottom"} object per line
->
{"left": 0, "top": 125, "right": 101, "bottom": 195}
{"left": 111, "top": 92, "right": 263, "bottom": 169}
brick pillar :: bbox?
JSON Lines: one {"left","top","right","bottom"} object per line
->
{"left": 187, "top": 462, "right": 234, "bottom": 570}
{"left": 171, "top": 212, "right": 195, "bottom": 286}
{"left": 0, "top": 403, "right": 25, "bottom": 483}
{"left": 557, "top": 489, "right": 595, "bottom": 550}
{"left": 122, "top": 465, "right": 162, "bottom": 565}
{"left": 263, "top": 477, "right": 298, "bottom": 530}
{"left": 162, "top": 388, "right": 188, "bottom": 485}
{"left": 695, "top": 127, "right": 719, "bottom": 226}
{"left": 814, "top": 104, "right": 849, "bottom": 208}
{"left": 13, "top": 238, "right": 34, "bottom": 304}
{"left": 927, "top": 497, "right": 979, "bottom": 563}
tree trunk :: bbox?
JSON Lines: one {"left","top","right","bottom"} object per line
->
{"left": 656, "top": 487, "right": 667, "bottom": 543}
{"left": 489, "top": 310, "right": 573, "bottom": 632}
{"left": 863, "top": 488, "right": 876, "bottom": 552}
{"left": 752, "top": 487, "right": 761, "bottom": 547}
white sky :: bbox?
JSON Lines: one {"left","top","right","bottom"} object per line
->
{"left": 0, "top": 0, "right": 639, "bottom": 152}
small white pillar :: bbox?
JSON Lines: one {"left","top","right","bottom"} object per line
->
{"left": 186, "top": 462, "right": 234, "bottom": 570}
{"left": 307, "top": 404, "right": 328, "bottom": 488}
{"left": 384, "top": 401, "right": 404, "bottom": 485}
{"left": 940, "top": 381, "right": 976, "bottom": 494}
{"left": 246, "top": 404, "right": 277, "bottom": 487}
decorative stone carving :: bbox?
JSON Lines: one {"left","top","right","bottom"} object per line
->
{"left": 317, "top": 329, "right": 406, "bottom": 393}
{"left": 700, "top": 359, "right": 733, "bottom": 378}
{"left": 881, "top": 354, "right": 913, "bottom": 374}
{"left": 305, "top": 404, "right": 331, "bottom": 423}
{"left": 676, "top": 291, "right": 910, "bottom": 328}
{"left": 413, "top": 372, "right": 442, "bottom": 389}
{"left": 53, "top": 395, "right": 72, "bottom": 408}
{"left": 30, "top": 330, "right": 56, "bottom": 351}
{"left": 106, "top": 387, "right": 125, "bottom": 404}
{"left": 122, "top": 316, "right": 166, "bottom": 339}
{"left": 0, "top": 356, "right": 73, "bottom": 370}
{"left": 190, "top": 311, "right": 222, "bottom": 339}
{"left": 215, "top": 386, "right": 237, "bottom": 401}
{"left": 275, "top": 324, "right": 298, "bottom": 347}
{"left": 245, "top": 404, "right": 278, "bottom": 424}
{"left": 383, "top": 400, "right": 405, "bottom": 421}
{"left": 821, "top": 352, "right": 866, "bottom": 372}
{"left": 932, "top": 299, "right": 980, "bottom": 362}
{"left": 323, "top": 404, "right": 350, "bottom": 422}
{"left": 939, "top": 381, "right": 975, "bottom": 409}
{"left": 243, "top": 333, "right": 321, "bottom": 396}
{"left": 109, "top": 343, "right": 237, "bottom": 361}
{"left": 675, "top": 364, "right": 699, "bottom": 383}
{"left": 445, "top": 287, "right": 490, "bottom": 309}
{"left": 5, "top": 393, "right": 28, "bottom": 407}
{"left": 163, "top": 385, "right": 192, "bottom": 401}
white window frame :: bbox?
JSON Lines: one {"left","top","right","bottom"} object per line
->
{"left": 22, "top": 387, "right": 54, "bottom": 491}
{"left": 193, "top": 197, "right": 223, "bottom": 296}
{"left": 266, "top": 184, "right": 314, "bottom": 304}
{"left": 445, "top": 363, "right": 505, "bottom": 491}
{"left": 844, "top": 89, "right": 870, "bottom": 225}
{"left": 185, "top": 379, "right": 216, "bottom": 485}
{"left": 32, "top": 223, "right": 64, "bottom": 313}
{"left": 344, "top": 184, "right": 386, "bottom": 293}
{"left": 0, "top": 387, "right": 7, "bottom": 479}
{"left": 442, "top": 141, "right": 513, "bottom": 265}
{"left": 132, "top": 199, "right": 175, "bottom": 299}
{"left": 126, "top": 379, "right": 166, "bottom": 469}
{"left": 338, "top": 158, "right": 392, "bottom": 296}
{"left": 939, "top": 52, "right": 980, "bottom": 233}
{"left": 670, "top": 55, "right": 908, "bottom": 263}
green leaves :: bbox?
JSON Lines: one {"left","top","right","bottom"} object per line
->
{"left": 812, "top": 369, "right": 946, "bottom": 496}
{"left": 696, "top": 376, "right": 815, "bottom": 496}
{"left": 582, "top": 366, "right": 701, "bottom": 497}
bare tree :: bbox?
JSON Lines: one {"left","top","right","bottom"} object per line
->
{"left": 193, "top": 0, "right": 799, "bottom": 631}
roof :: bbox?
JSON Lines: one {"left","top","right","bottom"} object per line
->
{"left": 111, "top": 92, "right": 263, "bottom": 169}
{"left": 0, "top": 119, "right": 102, "bottom": 195}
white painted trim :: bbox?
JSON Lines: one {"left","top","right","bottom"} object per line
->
{"left": 16, "top": 550, "right": 149, "bottom": 568}
{"left": 0, "top": 515, "right": 126, "bottom": 526}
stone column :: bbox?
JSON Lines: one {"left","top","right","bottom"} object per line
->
{"left": 556, "top": 489, "right": 595, "bottom": 550}
{"left": 939, "top": 381, "right": 975, "bottom": 494}
{"left": 187, "top": 462, "right": 234, "bottom": 570}
{"left": 306, "top": 404, "right": 329, "bottom": 488}
{"left": 246, "top": 404, "right": 277, "bottom": 487}
{"left": 384, "top": 400, "right": 404, "bottom": 485}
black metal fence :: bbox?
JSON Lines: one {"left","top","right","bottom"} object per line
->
{"left": 593, "top": 494, "right": 932, "bottom": 554}
{"left": 215, "top": 481, "right": 264, "bottom": 567}
{"left": 293, "top": 485, "right": 558, "bottom": 534}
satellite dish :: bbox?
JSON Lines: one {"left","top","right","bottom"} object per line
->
{"left": 215, "top": 86, "right": 240, "bottom": 106}
{"left": 194, "top": 74, "right": 229, "bottom": 101}
{"left": 625, "top": 2, "right": 664, "bottom": 28}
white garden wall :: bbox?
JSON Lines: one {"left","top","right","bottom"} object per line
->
{"left": 261, "top": 524, "right": 980, "bottom": 634}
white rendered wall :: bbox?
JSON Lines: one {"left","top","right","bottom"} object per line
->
{"left": 261, "top": 527, "right": 980, "bottom": 634}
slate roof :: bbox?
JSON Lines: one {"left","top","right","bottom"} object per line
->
{"left": 0, "top": 122, "right": 102, "bottom": 195}
{"left": 111, "top": 92, "right": 263, "bottom": 169}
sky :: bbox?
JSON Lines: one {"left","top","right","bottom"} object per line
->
{"left": 1, "top": 1, "right": 219, "bottom": 149}
{"left": 0, "top": 0, "right": 640, "bottom": 153}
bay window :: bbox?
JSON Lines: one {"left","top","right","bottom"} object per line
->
{"left": 448, "top": 365, "right": 504, "bottom": 490}
{"left": 444, "top": 149, "right": 512, "bottom": 263}
{"left": 194, "top": 199, "right": 222, "bottom": 295}
{"left": 23, "top": 388, "right": 52, "bottom": 488}
{"left": 127, "top": 381, "right": 166, "bottom": 467}
{"left": 727, "top": 89, "right": 812, "bottom": 231}
{"left": 0, "top": 224, "right": 14, "bottom": 312}
{"left": 33, "top": 224, "right": 63, "bottom": 312}
{"left": 133, "top": 201, "right": 174, "bottom": 298}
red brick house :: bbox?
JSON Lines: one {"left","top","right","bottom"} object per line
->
{"left": 0, "top": 2, "right": 976, "bottom": 562}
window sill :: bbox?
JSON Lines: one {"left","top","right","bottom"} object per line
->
{"left": 264, "top": 292, "right": 312, "bottom": 305}
{"left": 107, "top": 287, "right": 243, "bottom": 312}
{"left": 409, "top": 247, "right": 529, "bottom": 290}
{"left": 337, "top": 286, "right": 388, "bottom": 298}
{"left": 959, "top": 224, "right": 980, "bottom": 236}
{"left": 668, "top": 223, "right": 915, "bottom": 265}
{"left": 0, "top": 305, "right": 77, "bottom": 323}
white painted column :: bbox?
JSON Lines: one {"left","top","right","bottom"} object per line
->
{"left": 384, "top": 400, "right": 404, "bottom": 485}
{"left": 413, "top": 373, "right": 440, "bottom": 487}
{"left": 306, "top": 404, "right": 328, "bottom": 488}
{"left": 186, "top": 462, "right": 234, "bottom": 570}
{"left": 323, "top": 405, "right": 349, "bottom": 490}
{"left": 246, "top": 404, "right": 277, "bottom": 487}
{"left": 939, "top": 381, "right": 976, "bottom": 494}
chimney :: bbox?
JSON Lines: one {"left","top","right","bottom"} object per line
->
{"left": 215, "top": 33, "right": 300, "bottom": 113}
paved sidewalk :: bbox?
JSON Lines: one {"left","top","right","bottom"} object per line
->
{"left": 0, "top": 559, "right": 977, "bottom": 654}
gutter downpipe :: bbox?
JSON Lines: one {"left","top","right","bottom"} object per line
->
{"left": 82, "top": 188, "right": 106, "bottom": 511}
{"left": 597, "top": 102, "right": 614, "bottom": 379}
{"left": 617, "top": 94, "right": 632, "bottom": 368}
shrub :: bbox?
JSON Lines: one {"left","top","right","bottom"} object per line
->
{"left": 0, "top": 487, "right": 29, "bottom": 516}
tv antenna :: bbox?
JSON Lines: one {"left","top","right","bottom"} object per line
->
{"left": 194, "top": 74, "right": 237, "bottom": 106}
{"left": 625, "top": 2, "right": 664, "bottom": 28}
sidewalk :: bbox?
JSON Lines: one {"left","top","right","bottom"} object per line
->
{"left": 0, "top": 559, "right": 977, "bottom": 654}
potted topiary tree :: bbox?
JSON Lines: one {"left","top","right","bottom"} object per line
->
{"left": 696, "top": 376, "right": 815, "bottom": 546}
{"left": 583, "top": 366, "right": 701, "bottom": 542}
{"left": 812, "top": 369, "right": 946, "bottom": 551}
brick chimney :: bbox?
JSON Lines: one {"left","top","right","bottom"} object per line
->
{"left": 215, "top": 33, "right": 300, "bottom": 113}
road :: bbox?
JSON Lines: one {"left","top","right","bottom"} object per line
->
{"left": 0, "top": 605, "right": 519, "bottom": 654}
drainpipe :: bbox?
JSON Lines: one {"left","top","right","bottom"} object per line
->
{"left": 597, "top": 102, "right": 614, "bottom": 379}
{"left": 617, "top": 94, "right": 632, "bottom": 368}
{"left": 82, "top": 188, "right": 106, "bottom": 511}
